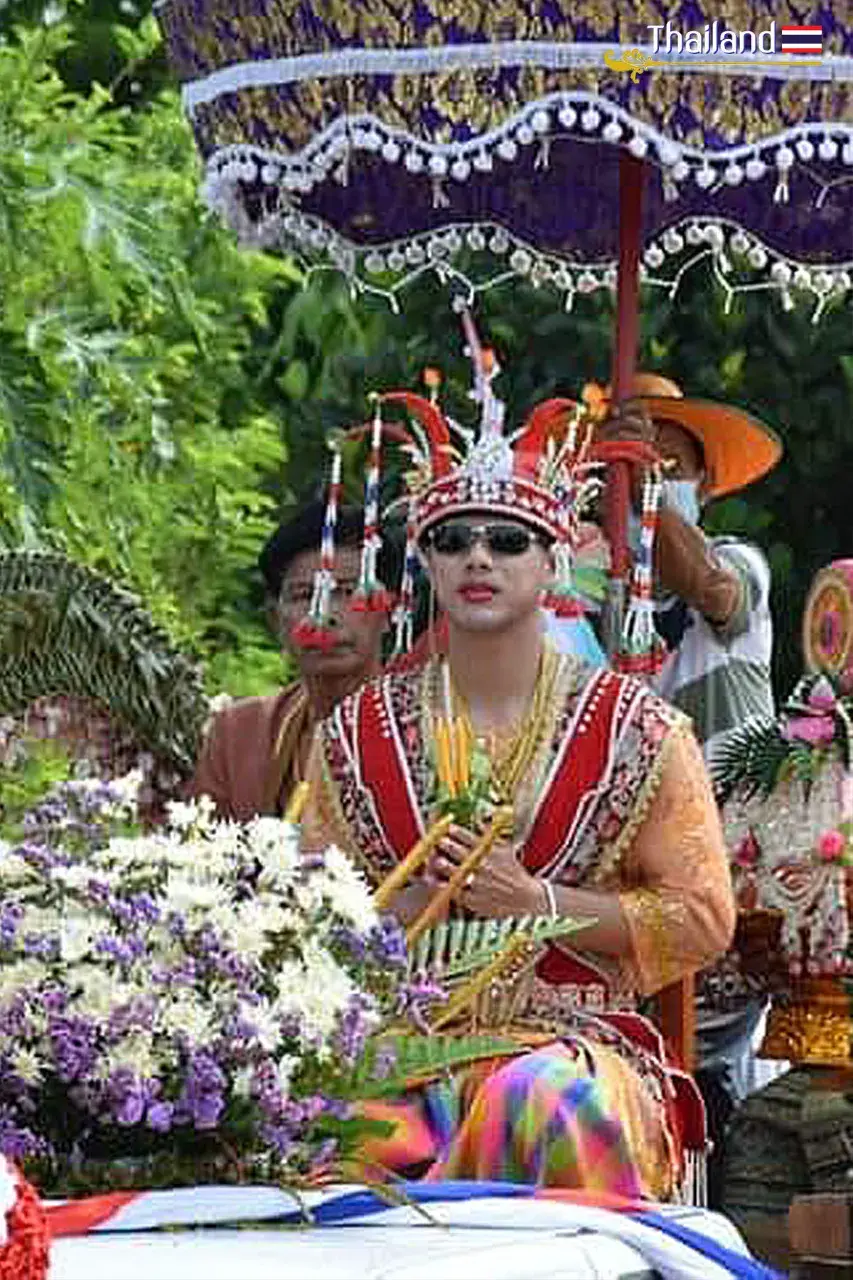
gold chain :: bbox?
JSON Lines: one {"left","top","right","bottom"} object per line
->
{"left": 448, "top": 646, "right": 560, "bottom": 804}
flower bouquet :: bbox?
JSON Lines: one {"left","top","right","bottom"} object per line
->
{"left": 0, "top": 769, "right": 414, "bottom": 1193}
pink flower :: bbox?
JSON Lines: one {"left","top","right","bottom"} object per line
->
{"left": 817, "top": 829, "right": 846, "bottom": 862}
{"left": 734, "top": 831, "right": 761, "bottom": 868}
{"left": 808, "top": 677, "right": 838, "bottom": 713}
{"left": 781, "top": 715, "right": 836, "bottom": 746}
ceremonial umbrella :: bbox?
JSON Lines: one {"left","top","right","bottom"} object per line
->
{"left": 156, "top": 0, "right": 853, "bottom": 638}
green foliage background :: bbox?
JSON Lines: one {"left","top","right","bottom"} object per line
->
{"left": 1, "top": 3, "right": 851, "bottom": 699}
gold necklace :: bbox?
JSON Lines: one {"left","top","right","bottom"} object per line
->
{"left": 449, "top": 647, "right": 560, "bottom": 804}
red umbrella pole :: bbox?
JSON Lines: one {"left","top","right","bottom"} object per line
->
{"left": 602, "top": 152, "right": 646, "bottom": 657}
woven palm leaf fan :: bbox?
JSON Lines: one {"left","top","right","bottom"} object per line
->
{"left": 0, "top": 551, "right": 208, "bottom": 775}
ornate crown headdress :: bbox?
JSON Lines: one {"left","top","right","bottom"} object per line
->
{"left": 294, "top": 313, "right": 666, "bottom": 676}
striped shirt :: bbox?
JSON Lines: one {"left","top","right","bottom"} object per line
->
{"left": 653, "top": 537, "right": 777, "bottom": 1095}
{"left": 652, "top": 537, "right": 775, "bottom": 764}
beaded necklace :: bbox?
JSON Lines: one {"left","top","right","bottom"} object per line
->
{"left": 432, "top": 645, "right": 560, "bottom": 808}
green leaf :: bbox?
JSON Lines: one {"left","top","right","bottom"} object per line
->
{"left": 278, "top": 358, "right": 310, "bottom": 400}
{"left": 355, "top": 1033, "right": 521, "bottom": 1097}
{"left": 407, "top": 913, "right": 589, "bottom": 982}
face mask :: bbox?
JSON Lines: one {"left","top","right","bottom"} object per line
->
{"left": 627, "top": 510, "right": 642, "bottom": 559}
{"left": 661, "top": 479, "right": 701, "bottom": 526}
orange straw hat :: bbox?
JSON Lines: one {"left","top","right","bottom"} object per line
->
{"left": 602, "top": 372, "right": 783, "bottom": 499}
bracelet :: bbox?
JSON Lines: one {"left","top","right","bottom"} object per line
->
{"left": 540, "top": 880, "right": 558, "bottom": 920}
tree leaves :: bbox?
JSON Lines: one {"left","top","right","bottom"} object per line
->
{"left": 0, "top": 27, "right": 289, "bottom": 693}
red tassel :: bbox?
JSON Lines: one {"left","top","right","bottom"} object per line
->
{"left": 350, "top": 587, "right": 393, "bottom": 614}
{"left": 544, "top": 593, "right": 586, "bottom": 619}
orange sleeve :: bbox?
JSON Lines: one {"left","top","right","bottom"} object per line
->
{"left": 616, "top": 725, "right": 736, "bottom": 996}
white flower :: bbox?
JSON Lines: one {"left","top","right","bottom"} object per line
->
{"left": 51, "top": 864, "right": 95, "bottom": 892}
{"left": 75, "top": 967, "right": 116, "bottom": 1019}
{"left": 0, "top": 849, "right": 32, "bottom": 885}
{"left": 0, "top": 961, "right": 48, "bottom": 1002}
{"left": 233, "top": 1066, "right": 254, "bottom": 1100}
{"left": 97, "top": 834, "right": 164, "bottom": 870}
{"left": 19, "top": 906, "right": 59, "bottom": 938}
{"left": 158, "top": 994, "right": 213, "bottom": 1045}
{"left": 241, "top": 999, "right": 281, "bottom": 1053}
{"left": 166, "top": 874, "right": 221, "bottom": 916}
{"left": 206, "top": 820, "right": 245, "bottom": 858}
{"left": 12, "top": 1049, "right": 44, "bottom": 1086}
{"left": 317, "top": 846, "right": 378, "bottom": 934}
{"left": 59, "top": 915, "right": 93, "bottom": 964}
{"left": 276, "top": 1054, "right": 297, "bottom": 1096}
{"left": 275, "top": 944, "right": 354, "bottom": 1046}
{"left": 101, "top": 1034, "right": 156, "bottom": 1080}
{"left": 250, "top": 817, "right": 300, "bottom": 889}
{"left": 166, "top": 795, "right": 216, "bottom": 834}
{"left": 74, "top": 970, "right": 142, "bottom": 1021}
{"left": 213, "top": 900, "right": 287, "bottom": 962}
{"left": 105, "top": 769, "right": 144, "bottom": 814}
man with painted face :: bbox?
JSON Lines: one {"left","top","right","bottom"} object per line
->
{"left": 191, "top": 500, "right": 396, "bottom": 820}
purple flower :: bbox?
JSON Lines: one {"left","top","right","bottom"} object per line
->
{"left": 108, "top": 998, "right": 155, "bottom": 1040}
{"left": 333, "top": 925, "right": 366, "bottom": 962}
{"left": 372, "top": 1043, "right": 397, "bottom": 1080}
{"left": 395, "top": 977, "right": 446, "bottom": 1033}
{"left": 49, "top": 1014, "right": 100, "bottom": 1082}
{"left": 0, "top": 999, "right": 31, "bottom": 1039}
{"left": 151, "top": 958, "right": 197, "bottom": 987}
{"left": 129, "top": 893, "right": 160, "bottom": 924}
{"left": 0, "top": 905, "right": 23, "bottom": 949}
{"left": 146, "top": 1101, "right": 175, "bottom": 1133}
{"left": 94, "top": 933, "right": 146, "bottom": 966}
{"left": 23, "top": 933, "right": 60, "bottom": 960}
{"left": 41, "top": 986, "right": 68, "bottom": 1013}
{"left": 0, "top": 1108, "right": 49, "bottom": 1161}
{"left": 259, "top": 1122, "right": 295, "bottom": 1159}
{"left": 15, "top": 840, "right": 64, "bottom": 874}
{"left": 309, "top": 1136, "right": 338, "bottom": 1173}
{"left": 107, "top": 1069, "right": 158, "bottom": 1127}
{"left": 332, "top": 994, "right": 374, "bottom": 1067}
{"left": 175, "top": 1051, "right": 226, "bottom": 1131}
{"left": 116, "top": 1090, "right": 146, "bottom": 1127}
{"left": 368, "top": 918, "right": 408, "bottom": 969}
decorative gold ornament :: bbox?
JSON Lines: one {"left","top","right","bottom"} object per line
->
{"left": 603, "top": 48, "right": 662, "bottom": 82}
{"left": 761, "top": 978, "right": 852, "bottom": 1067}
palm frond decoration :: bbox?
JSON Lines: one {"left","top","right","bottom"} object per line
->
{"left": 355, "top": 1032, "right": 523, "bottom": 1097}
{"left": 406, "top": 913, "right": 588, "bottom": 982}
{"left": 0, "top": 551, "right": 208, "bottom": 773}
{"left": 712, "top": 718, "right": 792, "bottom": 805}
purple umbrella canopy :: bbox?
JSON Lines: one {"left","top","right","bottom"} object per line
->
{"left": 157, "top": 0, "right": 853, "bottom": 314}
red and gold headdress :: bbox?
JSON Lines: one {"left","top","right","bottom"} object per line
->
{"left": 399, "top": 315, "right": 594, "bottom": 549}
{"left": 298, "top": 313, "right": 665, "bottom": 674}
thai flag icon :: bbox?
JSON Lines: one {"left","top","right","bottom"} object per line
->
{"left": 780, "top": 25, "right": 823, "bottom": 55}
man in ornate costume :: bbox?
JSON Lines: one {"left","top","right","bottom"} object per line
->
{"left": 300, "top": 359, "right": 736, "bottom": 1198}
{"left": 192, "top": 500, "right": 395, "bottom": 820}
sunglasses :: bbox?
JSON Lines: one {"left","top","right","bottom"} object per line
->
{"left": 426, "top": 521, "right": 544, "bottom": 557}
